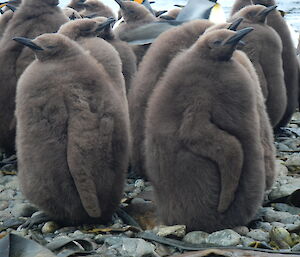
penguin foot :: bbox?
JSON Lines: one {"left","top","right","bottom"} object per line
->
{"left": 21, "top": 212, "right": 51, "bottom": 229}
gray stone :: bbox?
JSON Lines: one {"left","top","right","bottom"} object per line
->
{"left": 285, "top": 154, "right": 300, "bottom": 166}
{"left": 275, "top": 160, "right": 289, "bottom": 177}
{"left": 42, "top": 221, "right": 59, "bottom": 234}
{"left": 206, "top": 229, "right": 241, "bottom": 247}
{"left": 156, "top": 225, "right": 186, "bottom": 238}
{"left": 246, "top": 229, "right": 270, "bottom": 242}
{"left": 183, "top": 231, "right": 209, "bottom": 245}
{"left": 292, "top": 243, "right": 300, "bottom": 251}
{"left": 269, "top": 178, "right": 300, "bottom": 200}
{"left": 12, "top": 203, "right": 38, "bottom": 218}
{"left": 264, "top": 209, "right": 296, "bottom": 223}
{"left": 233, "top": 226, "right": 249, "bottom": 236}
{"left": 0, "top": 201, "right": 8, "bottom": 211}
{"left": 272, "top": 203, "right": 300, "bottom": 215}
{"left": 240, "top": 236, "right": 255, "bottom": 247}
{"left": 254, "top": 222, "right": 272, "bottom": 232}
{"left": 95, "top": 235, "right": 116, "bottom": 244}
{"left": 0, "top": 189, "right": 15, "bottom": 200}
{"left": 105, "top": 237, "right": 155, "bottom": 257}
{"left": 135, "top": 179, "right": 145, "bottom": 188}
{"left": 276, "top": 143, "right": 291, "bottom": 152}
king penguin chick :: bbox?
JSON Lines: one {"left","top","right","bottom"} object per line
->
{"left": 63, "top": 7, "right": 82, "bottom": 20}
{"left": 145, "top": 28, "right": 266, "bottom": 232}
{"left": 0, "top": 5, "right": 16, "bottom": 39}
{"left": 58, "top": 18, "right": 127, "bottom": 106}
{"left": 206, "top": 22, "right": 276, "bottom": 190}
{"left": 94, "top": 16, "right": 137, "bottom": 94}
{"left": 68, "top": 0, "right": 86, "bottom": 12}
{"left": 0, "top": 0, "right": 68, "bottom": 154}
{"left": 114, "top": 0, "right": 158, "bottom": 65}
{"left": 230, "top": 0, "right": 253, "bottom": 16}
{"left": 230, "top": 5, "right": 286, "bottom": 128}
{"left": 128, "top": 19, "right": 213, "bottom": 177}
{"left": 79, "top": 0, "right": 116, "bottom": 19}
{"left": 14, "top": 33, "right": 130, "bottom": 225}
{"left": 231, "top": 0, "right": 299, "bottom": 131}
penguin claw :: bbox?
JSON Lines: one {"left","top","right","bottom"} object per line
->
{"left": 21, "top": 212, "right": 51, "bottom": 229}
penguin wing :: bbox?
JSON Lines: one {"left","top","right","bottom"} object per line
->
{"left": 120, "top": 21, "right": 180, "bottom": 45}
{"left": 66, "top": 109, "right": 114, "bottom": 218}
{"left": 179, "top": 109, "right": 244, "bottom": 213}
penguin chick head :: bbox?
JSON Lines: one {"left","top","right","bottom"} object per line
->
{"left": 28, "top": 0, "right": 59, "bottom": 7}
{"left": 205, "top": 18, "right": 244, "bottom": 33}
{"left": 252, "top": 0, "right": 276, "bottom": 7}
{"left": 63, "top": 7, "right": 82, "bottom": 20}
{"left": 233, "top": 5, "right": 277, "bottom": 24}
{"left": 93, "top": 16, "right": 116, "bottom": 39}
{"left": 13, "top": 33, "right": 81, "bottom": 62}
{"left": 114, "top": 0, "right": 154, "bottom": 23}
{"left": 78, "top": 0, "right": 105, "bottom": 11}
{"left": 58, "top": 18, "right": 100, "bottom": 40}
{"left": 196, "top": 28, "right": 253, "bottom": 61}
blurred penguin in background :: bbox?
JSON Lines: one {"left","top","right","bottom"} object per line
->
{"left": 63, "top": 7, "right": 82, "bottom": 20}
{"left": 0, "top": 3, "right": 17, "bottom": 39}
{"left": 230, "top": 5, "right": 286, "bottom": 128}
{"left": 145, "top": 28, "right": 266, "bottom": 232}
{"left": 68, "top": 0, "right": 86, "bottom": 12}
{"left": 231, "top": 0, "right": 299, "bottom": 131}
{"left": 94, "top": 16, "right": 137, "bottom": 94}
{"left": 0, "top": 0, "right": 68, "bottom": 154}
{"left": 79, "top": 0, "right": 116, "bottom": 19}
{"left": 114, "top": 0, "right": 157, "bottom": 64}
{"left": 128, "top": 19, "right": 213, "bottom": 177}
{"left": 15, "top": 33, "right": 130, "bottom": 225}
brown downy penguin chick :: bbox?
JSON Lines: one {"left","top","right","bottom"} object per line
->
{"left": 145, "top": 28, "right": 266, "bottom": 232}
{"left": 94, "top": 16, "right": 137, "bottom": 94}
{"left": 114, "top": 0, "right": 158, "bottom": 64}
{"left": 15, "top": 33, "right": 130, "bottom": 225}
{"left": 0, "top": 0, "right": 68, "bottom": 154}
{"left": 232, "top": 0, "right": 299, "bottom": 130}
{"left": 79, "top": 0, "right": 116, "bottom": 19}
{"left": 230, "top": 0, "right": 253, "bottom": 16}
{"left": 206, "top": 21, "right": 276, "bottom": 190}
{"left": 159, "top": 8, "right": 181, "bottom": 21}
{"left": 230, "top": 5, "right": 286, "bottom": 128}
{"left": 58, "top": 18, "right": 127, "bottom": 103}
{"left": 63, "top": 7, "right": 82, "bottom": 20}
{"left": 67, "top": 0, "right": 86, "bottom": 12}
{"left": 128, "top": 19, "right": 213, "bottom": 177}
{"left": 0, "top": 5, "right": 15, "bottom": 39}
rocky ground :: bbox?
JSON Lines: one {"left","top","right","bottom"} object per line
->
{"left": 1, "top": 114, "right": 300, "bottom": 257}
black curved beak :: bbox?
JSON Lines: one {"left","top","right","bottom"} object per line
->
{"left": 13, "top": 37, "right": 43, "bottom": 51}
{"left": 96, "top": 17, "right": 116, "bottom": 32}
{"left": 258, "top": 5, "right": 277, "bottom": 20}
{"left": 114, "top": 0, "right": 125, "bottom": 9}
{"left": 224, "top": 27, "right": 254, "bottom": 46}
{"left": 228, "top": 18, "right": 243, "bottom": 31}
{"left": 155, "top": 10, "right": 167, "bottom": 17}
{"left": 174, "top": 4, "right": 184, "bottom": 8}
{"left": 6, "top": 4, "right": 16, "bottom": 12}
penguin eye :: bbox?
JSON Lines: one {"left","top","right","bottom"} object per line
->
{"left": 213, "top": 40, "right": 222, "bottom": 46}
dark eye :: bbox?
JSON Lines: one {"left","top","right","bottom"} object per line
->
{"left": 213, "top": 40, "right": 222, "bottom": 46}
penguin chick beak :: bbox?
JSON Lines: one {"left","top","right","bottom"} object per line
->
{"left": 257, "top": 5, "right": 277, "bottom": 22}
{"left": 228, "top": 18, "right": 243, "bottom": 31}
{"left": 174, "top": 4, "right": 184, "bottom": 8}
{"left": 13, "top": 37, "right": 44, "bottom": 51}
{"left": 114, "top": 0, "right": 125, "bottom": 9}
{"left": 5, "top": 4, "right": 17, "bottom": 12}
{"left": 96, "top": 17, "right": 116, "bottom": 32}
{"left": 224, "top": 27, "right": 254, "bottom": 46}
{"left": 155, "top": 10, "right": 167, "bottom": 17}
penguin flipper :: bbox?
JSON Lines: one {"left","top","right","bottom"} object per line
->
{"left": 67, "top": 110, "right": 112, "bottom": 218}
{"left": 180, "top": 110, "right": 244, "bottom": 213}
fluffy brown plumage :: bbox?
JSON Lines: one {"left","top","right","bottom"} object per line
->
{"left": 63, "top": 7, "right": 82, "bottom": 20}
{"left": 128, "top": 19, "right": 213, "bottom": 178}
{"left": 67, "top": 0, "right": 85, "bottom": 12}
{"left": 16, "top": 33, "right": 130, "bottom": 224}
{"left": 0, "top": 0, "right": 68, "bottom": 154}
{"left": 230, "top": 5, "right": 286, "bottom": 128}
{"left": 94, "top": 16, "right": 137, "bottom": 94}
{"left": 231, "top": 0, "right": 299, "bottom": 130}
{"left": 145, "top": 28, "right": 266, "bottom": 232}
{"left": 58, "top": 18, "right": 127, "bottom": 104}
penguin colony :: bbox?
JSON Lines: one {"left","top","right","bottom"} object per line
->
{"left": 0, "top": 0, "right": 297, "bottom": 231}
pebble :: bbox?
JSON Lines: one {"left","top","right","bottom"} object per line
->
{"left": 105, "top": 237, "right": 156, "bottom": 257}
{"left": 156, "top": 225, "right": 186, "bottom": 238}
{"left": 275, "top": 160, "right": 289, "bottom": 177}
{"left": 240, "top": 236, "right": 255, "bottom": 247}
{"left": 246, "top": 229, "right": 270, "bottom": 242}
{"left": 183, "top": 231, "right": 209, "bottom": 245}
{"left": 206, "top": 229, "right": 241, "bottom": 247}
{"left": 285, "top": 154, "right": 300, "bottom": 166}
{"left": 11, "top": 203, "right": 38, "bottom": 218}
{"left": 42, "top": 221, "right": 59, "bottom": 234}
